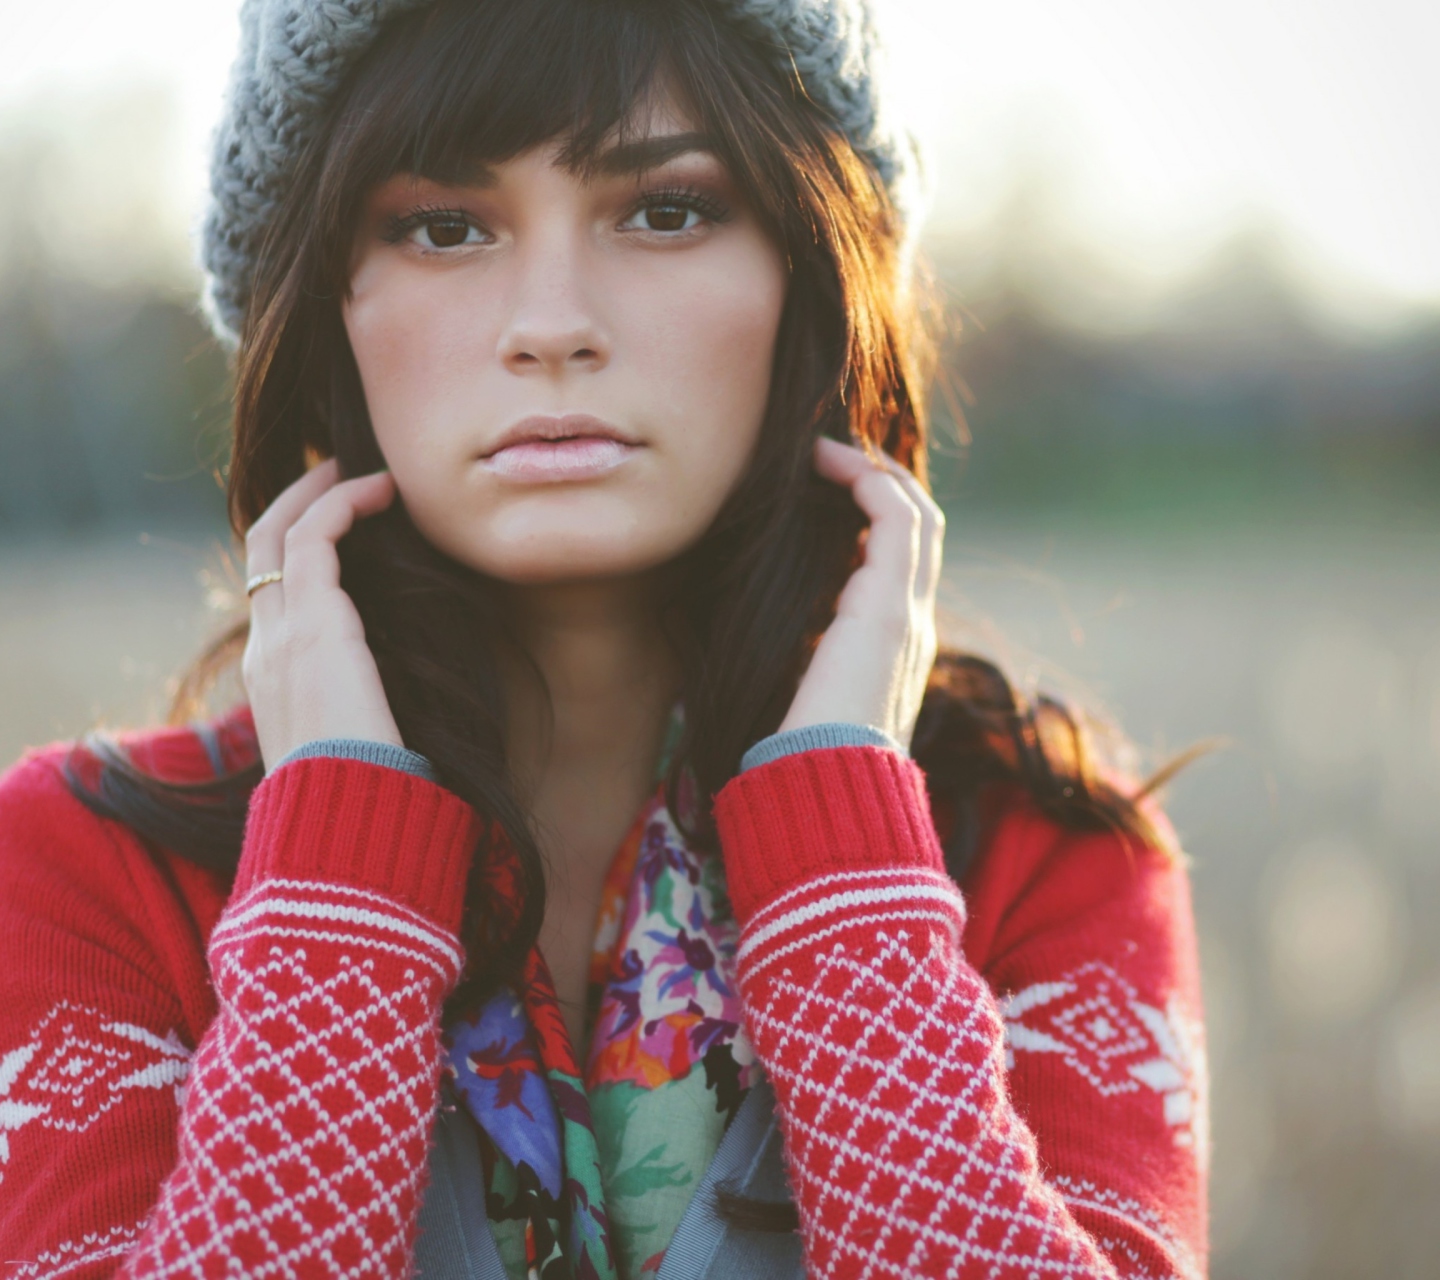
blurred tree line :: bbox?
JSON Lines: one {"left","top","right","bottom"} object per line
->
{"left": 0, "top": 85, "right": 229, "bottom": 535}
{"left": 6, "top": 260, "right": 1438, "bottom": 537}
{"left": 1, "top": 85, "right": 1437, "bottom": 537}
{"left": 931, "top": 230, "right": 1440, "bottom": 530}
{"left": 0, "top": 277, "right": 229, "bottom": 532}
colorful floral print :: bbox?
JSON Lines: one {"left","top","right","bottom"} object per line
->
{"left": 587, "top": 798, "right": 757, "bottom": 1092}
{"left": 442, "top": 781, "right": 757, "bottom": 1280}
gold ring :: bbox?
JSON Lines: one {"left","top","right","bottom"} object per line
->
{"left": 245, "top": 570, "right": 284, "bottom": 597}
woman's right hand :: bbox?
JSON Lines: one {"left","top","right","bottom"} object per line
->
{"left": 241, "top": 458, "right": 402, "bottom": 771}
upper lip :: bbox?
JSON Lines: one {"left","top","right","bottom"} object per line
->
{"left": 480, "top": 414, "right": 639, "bottom": 459}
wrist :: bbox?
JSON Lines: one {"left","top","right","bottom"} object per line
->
{"left": 237, "top": 755, "right": 479, "bottom": 933}
{"left": 740, "top": 722, "right": 903, "bottom": 772}
{"left": 274, "top": 738, "right": 438, "bottom": 783}
{"left": 715, "top": 744, "right": 944, "bottom": 925}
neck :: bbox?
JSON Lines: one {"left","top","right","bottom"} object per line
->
{"left": 502, "top": 572, "right": 680, "bottom": 820}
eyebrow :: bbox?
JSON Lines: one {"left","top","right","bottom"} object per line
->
{"left": 419, "top": 131, "right": 719, "bottom": 190}
{"left": 593, "top": 131, "right": 720, "bottom": 176}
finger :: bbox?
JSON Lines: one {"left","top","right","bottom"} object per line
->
{"left": 244, "top": 458, "right": 341, "bottom": 622}
{"left": 813, "top": 437, "right": 922, "bottom": 580}
{"left": 281, "top": 471, "right": 396, "bottom": 601}
{"left": 873, "top": 452, "right": 946, "bottom": 601}
{"left": 244, "top": 457, "right": 341, "bottom": 574}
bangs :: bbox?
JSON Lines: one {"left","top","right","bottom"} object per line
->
{"left": 327, "top": 0, "right": 695, "bottom": 195}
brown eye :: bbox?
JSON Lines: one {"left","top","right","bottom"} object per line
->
{"left": 644, "top": 204, "right": 691, "bottom": 232}
{"left": 424, "top": 218, "right": 472, "bottom": 247}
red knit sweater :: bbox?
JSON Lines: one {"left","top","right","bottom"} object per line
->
{"left": 0, "top": 716, "right": 1206, "bottom": 1279}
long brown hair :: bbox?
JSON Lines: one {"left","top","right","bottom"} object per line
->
{"left": 73, "top": 0, "right": 1175, "bottom": 1021}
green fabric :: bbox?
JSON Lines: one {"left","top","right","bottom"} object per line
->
{"left": 591, "top": 1070, "right": 733, "bottom": 1278}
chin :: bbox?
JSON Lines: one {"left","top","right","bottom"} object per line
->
{"left": 459, "top": 528, "right": 685, "bottom": 586}
{"left": 409, "top": 488, "right": 713, "bottom": 585}
{"left": 476, "top": 550, "right": 670, "bottom": 586}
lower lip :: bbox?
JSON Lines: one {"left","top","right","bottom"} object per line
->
{"left": 480, "top": 437, "right": 637, "bottom": 482}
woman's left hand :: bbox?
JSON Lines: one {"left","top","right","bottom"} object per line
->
{"left": 778, "top": 436, "right": 945, "bottom": 750}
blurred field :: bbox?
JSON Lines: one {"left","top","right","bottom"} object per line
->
{"left": 3, "top": 517, "right": 1437, "bottom": 1277}
{"left": 0, "top": 532, "right": 231, "bottom": 752}
{"left": 4, "top": 62, "right": 1439, "bottom": 1278}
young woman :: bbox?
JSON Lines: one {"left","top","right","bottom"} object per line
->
{"left": 0, "top": 1, "right": 1207, "bottom": 1277}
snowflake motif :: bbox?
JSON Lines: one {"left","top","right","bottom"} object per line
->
{"left": 1002, "top": 962, "right": 1208, "bottom": 1165}
{"left": 0, "top": 1002, "right": 190, "bottom": 1179}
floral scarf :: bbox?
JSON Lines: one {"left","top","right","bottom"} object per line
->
{"left": 441, "top": 775, "right": 759, "bottom": 1280}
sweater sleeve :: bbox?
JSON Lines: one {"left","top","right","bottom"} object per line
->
{"left": 713, "top": 746, "right": 1207, "bottom": 1280}
{"left": 0, "top": 750, "right": 479, "bottom": 1280}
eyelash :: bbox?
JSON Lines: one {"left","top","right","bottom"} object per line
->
{"left": 382, "top": 204, "right": 474, "bottom": 246}
{"left": 625, "top": 185, "right": 731, "bottom": 228}
{"left": 381, "top": 185, "right": 731, "bottom": 248}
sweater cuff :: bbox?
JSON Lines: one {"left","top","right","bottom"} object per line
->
{"left": 236, "top": 756, "right": 479, "bottom": 936}
{"left": 740, "top": 722, "right": 903, "bottom": 772}
{"left": 714, "top": 746, "right": 945, "bottom": 926}
{"left": 275, "top": 738, "right": 439, "bottom": 783}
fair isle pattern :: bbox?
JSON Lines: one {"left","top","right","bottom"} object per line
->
{"left": 736, "top": 868, "right": 1120, "bottom": 1280}
{"left": 118, "top": 879, "right": 464, "bottom": 1279}
{"left": 1002, "top": 962, "right": 1209, "bottom": 1164}
{"left": 1051, "top": 1178, "right": 1200, "bottom": 1280}
{"left": 0, "top": 1003, "right": 190, "bottom": 1181}
{"left": 9, "top": 1219, "right": 148, "bottom": 1279}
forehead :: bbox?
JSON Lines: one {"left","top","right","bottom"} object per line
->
{"left": 497, "top": 83, "right": 712, "bottom": 181}
{"left": 405, "top": 93, "right": 721, "bottom": 191}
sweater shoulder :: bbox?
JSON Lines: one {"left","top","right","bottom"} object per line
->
{"left": 953, "top": 781, "right": 1196, "bottom": 990}
{"left": 0, "top": 706, "right": 255, "bottom": 893}
{"left": 0, "top": 737, "right": 232, "bottom": 1039}
{"left": 0, "top": 741, "right": 119, "bottom": 869}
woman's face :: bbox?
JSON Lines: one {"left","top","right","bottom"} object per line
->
{"left": 344, "top": 97, "right": 788, "bottom": 584}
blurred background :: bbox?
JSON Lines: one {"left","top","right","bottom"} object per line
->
{"left": 1, "top": 0, "right": 1437, "bottom": 1273}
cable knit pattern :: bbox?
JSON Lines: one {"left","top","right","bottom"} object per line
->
{"left": 201, "top": 0, "right": 919, "bottom": 338}
{"left": 714, "top": 747, "right": 1207, "bottom": 1279}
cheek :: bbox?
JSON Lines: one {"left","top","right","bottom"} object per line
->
{"left": 629, "top": 241, "right": 786, "bottom": 487}
{"left": 343, "top": 263, "right": 489, "bottom": 477}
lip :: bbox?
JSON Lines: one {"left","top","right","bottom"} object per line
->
{"left": 479, "top": 414, "right": 641, "bottom": 483}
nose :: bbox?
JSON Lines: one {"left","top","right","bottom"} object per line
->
{"left": 496, "top": 233, "right": 609, "bottom": 377}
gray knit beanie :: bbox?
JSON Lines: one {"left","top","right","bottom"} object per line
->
{"left": 201, "top": 0, "right": 920, "bottom": 343}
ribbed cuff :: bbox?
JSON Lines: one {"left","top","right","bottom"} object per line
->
{"left": 740, "top": 722, "right": 902, "bottom": 772}
{"left": 236, "top": 756, "right": 479, "bottom": 935}
{"left": 275, "top": 738, "right": 439, "bottom": 783}
{"left": 714, "top": 746, "right": 945, "bottom": 925}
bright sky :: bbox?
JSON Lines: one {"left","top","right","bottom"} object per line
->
{"left": 1, "top": 0, "right": 1436, "bottom": 310}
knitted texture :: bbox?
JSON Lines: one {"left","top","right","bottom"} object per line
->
{"left": 201, "top": 0, "right": 917, "bottom": 339}
{"left": 714, "top": 749, "right": 1208, "bottom": 1279}
{"left": 0, "top": 744, "right": 479, "bottom": 1278}
{"left": 0, "top": 728, "right": 1206, "bottom": 1277}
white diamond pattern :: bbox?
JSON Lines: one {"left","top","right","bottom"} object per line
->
{"left": 743, "top": 921, "right": 1122, "bottom": 1280}
{"left": 119, "top": 895, "right": 458, "bottom": 1279}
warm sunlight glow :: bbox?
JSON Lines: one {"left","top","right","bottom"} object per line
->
{"left": 879, "top": 0, "right": 1440, "bottom": 307}
{"left": 1, "top": 0, "right": 1436, "bottom": 309}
